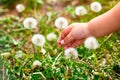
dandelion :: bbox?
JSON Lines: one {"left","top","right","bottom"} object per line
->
{"left": 16, "top": 4, "right": 25, "bottom": 12}
{"left": 1, "top": 52, "right": 10, "bottom": 56}
{"left": 90, "top": 2, "right": 102, "bottom": 12}
{"left": 32, "top": 34, "right": 45, "bottom": 47}
{"left": 55, "top": 17, "right": 68, "bottom": 29}
{"left": 41, "top": 48, "right": 46, "bottom": 55}
{"left": 75, "top": 6, "right": 88, "bottom": 16}
{"left": 15, "top": 51, "right": 23, "bottom": 58}
{"left": 46, "top": 32, "right": 57, "bottom": 41}
{"left": 33, "top": 60, "right": 42, "bottom": 66}
{"left": 64, "top": 48, "right": 78, "bottom": 59}
{"left": 23, "top": 17, "right": 38, "bottom": 29}
{"left": 84, "top": 36, "right": 99, "bottom": 49}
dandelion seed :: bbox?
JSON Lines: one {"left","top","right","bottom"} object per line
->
{"left": 90, "top": 2, "right": 102, "bottom": 12}
{"left": 33, "top": 60, "right": 42, "bottom": 66}
{"left": 84, "top": 36, "right": 99, "bottom": 49}
{"left": 16, "top": 4, "right": 25, "bottom": 12}
{"left": 65, "top": 48, "right": 78, "bottom": 59}
{"left": 46, "top": 32, "right": 57, "bottom": 41}
{"left": 55, "top": 17, "right": 68, "bottom": 29}
{"left": 75, "top": 6, "right": 88, "bottom": 16}
{"left": 32, "top": 34, "right": 45, "bottom": 47}
{"left": 23, "top": 17, "right": 38, "bottom": 29}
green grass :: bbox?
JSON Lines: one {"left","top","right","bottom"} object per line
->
{"left": 0, "top": 0, "right": 120, "bottom": 80}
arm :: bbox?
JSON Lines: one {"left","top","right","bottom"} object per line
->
{"left": 58, "top": 2, "right": 120, "bottom": 49}
{"left": 88, "top": 2, "right": 120, "bottom": 38}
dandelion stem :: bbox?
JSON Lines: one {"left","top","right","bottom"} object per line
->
{"left": 100, "top": 33, "right": 112, "bottom": 47}
{"left": 29, "top": 30, "right": 36, "bottom": 54}
{"left": 93, "top": 51, "right": 98, "bottom": 65}
{"left": 64, "top": 66, "right": 69, "bottom": 80}
{"left": 32, "top": 72, "right": 46, "bottom": 80}
{"left": 2, "top": 57, "right": 5, "bottom": 80}
{"left": 52, "top": 52, "right": 62, "bottom": 68}
{"left": 34, "top": 2, "right": 37, "bottom": 18}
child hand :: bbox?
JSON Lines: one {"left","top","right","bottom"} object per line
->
{"left": 57, "top": 23, "right": 92, "bottom": 49}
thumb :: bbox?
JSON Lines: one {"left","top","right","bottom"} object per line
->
{"left": 60, "top": 33, "right": 74, "bottom": 45}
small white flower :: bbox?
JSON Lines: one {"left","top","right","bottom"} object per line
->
{"left": 75, "top": 6, "right": 88, "bottom": 16}
{"left": 84, "top": 36, "right": 99, "bottom": 49}
{"left": 100, "top": 58, "right": 106, "bottom": 66}
{"left": 46, "top": 32, "right": 57, "bottom": 41}
{"left": 65, "top": 48, "right": 78, "bottom": 59}
{"left": 16, "top": 4, "right": 25, "bottom": 12}
{"left": 90, "top": 2, "right": 102, "bottom": 12}
{"left": 32, "top": 34, "right": 45, "bottom": 47}
{"left": 33, "top": 60, "right": 42, "bottom": 66}
{"left": 13, "top": 39, "right": 19, "bottom": 45}
{"left": 55, "top": 17, "right": 68, "bottom": 29}
{"left": 15, "top": 51, "right": 23, "bottom": 58}
{"left": 41, "top": 48, "right": 46, "bottom": 55}
{"left": 23, "top": 17, "right": 38, "bottom": 29}
{"left": 1, "top": 52, "right": 10, "bottom": 56}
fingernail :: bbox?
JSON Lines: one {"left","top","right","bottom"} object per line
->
{"left": 64, "top": 47, "right": 67, "bottom": 50}
{"left": 60, "top": 40, "right": 64, "bottom": 45}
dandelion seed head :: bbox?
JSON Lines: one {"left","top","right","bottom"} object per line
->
{"left": 65, "top": 48, "right": 78, "bottom": 59}
{"left": 33, "top": 60, "right": 42, "bottom": 66}
{"left": 32, "top": 34, "right": 45, "bottom": 47}
{"left": 84, "top": 36, "right": 99, "bottom": 49}
{"left": 75, "top": 6, "right": 88, "bottom": 16}
{"left": 46, "top": 32, "right": 57, "bottom": 41}
{"left": 23, "top": 17, "right": 38, "bottom": 29}
{"left": 55, "top": 17, "right": 68, "bottom": 29}
{"left": 16, "top": 4, "right": 25, "bottom": 12}
{"left": 90, "top": 2, "right": 102, "bottom": 12}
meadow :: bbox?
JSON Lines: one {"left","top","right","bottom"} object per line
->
{"left": 0, "top": 0, "right": 120, "bottom": 80}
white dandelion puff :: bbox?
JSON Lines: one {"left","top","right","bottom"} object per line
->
{"left": 90, "top": 2, "right": 102, "bottom": 12}
{"left": 32, "top": 34, "right": 45, "bottom": 47}
{"left": 65, "top": 48, "right": 78, "bottom": 59}
{"left": 46, "top": 32, "right": 57, "bottom": 41}
{"left": 75, "top": 6, "right": 88, "bottom": 16}
{"left": 23, "top": 17, "right": 38, "bottom": 29}
{"left": 84, "top": 36, "right": 99, "bottom": 49}
{"left": 16, "top": 4, "right": 25, "bottom": 12}
{"left": 33, "top": 60, "right": 42, "bottom": 66}
{"left": 55, "top": 17, "right": 68, "bottom": 29}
